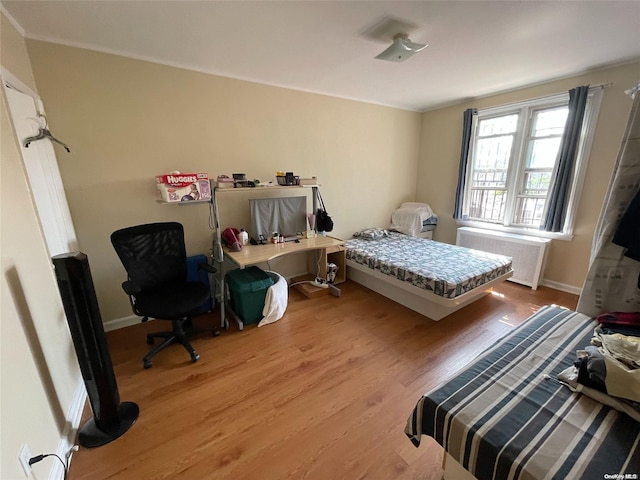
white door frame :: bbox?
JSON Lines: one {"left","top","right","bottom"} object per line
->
{"left": 2, "top": 66, "right": 79, "bottom": 256}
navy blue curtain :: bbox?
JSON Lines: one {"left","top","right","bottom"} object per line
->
{"left": 542, "top": 85, "right": 590, "bottom": 232}
{"left": 453, "top": 108, "right": 477, "bottom": 220}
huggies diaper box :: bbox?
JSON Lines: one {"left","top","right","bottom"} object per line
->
{"left": 156, "top": 173, "right": 211, "bottom": 202}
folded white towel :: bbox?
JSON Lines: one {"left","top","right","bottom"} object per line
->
{"left": 259, "top": 271, "right": 288, "bottom": 327}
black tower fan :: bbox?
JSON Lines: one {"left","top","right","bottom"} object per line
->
{"left": 52, "top": 252, "right": 139, "bottom": 448}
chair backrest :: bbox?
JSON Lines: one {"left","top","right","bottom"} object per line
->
{"left": 111, "top": 222, "right": 188, "bottom": 291}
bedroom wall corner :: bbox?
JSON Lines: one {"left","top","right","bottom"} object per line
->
{"left": 417, "top": 61, "right": 640, "bottom": 291}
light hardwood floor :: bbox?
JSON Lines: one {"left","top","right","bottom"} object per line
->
{"left": 68, "top": 280, "right": 578, "bottom": 480}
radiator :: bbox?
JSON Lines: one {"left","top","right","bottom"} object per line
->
{"left": 456, "top": 227, "right": 551, "bottom": 289}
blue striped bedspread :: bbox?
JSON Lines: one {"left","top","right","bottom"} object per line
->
{"left": 345, "top": 233, "right": 512, "bottom": 299}
{"left": 405, "top": 305, "right": 640, "bottom": 479}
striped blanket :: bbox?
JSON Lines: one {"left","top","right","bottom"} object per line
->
{"left": 405, "top": 305, "right": 640, "bottom": 480}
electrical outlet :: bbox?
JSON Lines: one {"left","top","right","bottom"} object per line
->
{"left": 18, "top": 443, "right": 32, "bottom": 477}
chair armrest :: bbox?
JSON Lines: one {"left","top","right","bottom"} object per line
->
{"left": 122, "top": 280, "right": 142, "bottom": 295}
{"left": 198, "top": 262, "right": 217, "bottom": 274}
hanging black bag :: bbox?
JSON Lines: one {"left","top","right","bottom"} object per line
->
{"left": 315, "top": 190, "right": 334, "bottom": 232}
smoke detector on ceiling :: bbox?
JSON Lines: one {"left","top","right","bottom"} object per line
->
{"left": 375, "top": 33, "right": 428, "bottom": 63}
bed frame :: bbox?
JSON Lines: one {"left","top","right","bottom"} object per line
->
{"left": 405, "top": 305, "right": 640, "bottom": 479}
{"left": 443, "top": 453, "right": 476, "bottom": 480}
{"left": 346, "top": 259, "right": 513, "bottom": 321}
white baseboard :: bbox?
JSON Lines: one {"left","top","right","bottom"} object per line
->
{"left": 103, "top": 314, "right": 140, "bottom": 332}
{"left": 50, "top": 379, "right": 86, "bottom": 480}
{"left": 540, "top": 279, "right": 582, "bottom": 296}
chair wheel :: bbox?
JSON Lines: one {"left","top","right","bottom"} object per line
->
{"left": 146, "top": 336, "right": 154, "bottom": 345}
{"left": 213, "top": 330, "right": 221, "bottom": 337}
{"left": 143, "top": 360, "right": 152, "bottom": 369}
{"left": 191, "top": 353, "right": 200, "bottom": 363}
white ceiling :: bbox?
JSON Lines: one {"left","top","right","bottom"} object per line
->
{"left": 3, "top": 1, "right": 640, "bottom": 111}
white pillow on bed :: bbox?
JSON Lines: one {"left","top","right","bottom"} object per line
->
{"left": 353, "top": 228, "right": 390, "bottom": 240}
{"left": 390, "top": 202, "right": 434, "bottom": 237}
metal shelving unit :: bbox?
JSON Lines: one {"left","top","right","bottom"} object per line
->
{"left": 211, "top": 183, "right": 321, "bottom": 330}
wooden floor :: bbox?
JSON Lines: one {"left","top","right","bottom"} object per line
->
{"left": 68, "top": 280, "right": 577, "bottom": 480}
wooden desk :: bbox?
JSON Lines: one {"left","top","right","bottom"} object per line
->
{"left": 225, "top": 235, "right": 344, "bottom": 268}
{"left": 220, "top": 235, "right": 344, "bottom": 330}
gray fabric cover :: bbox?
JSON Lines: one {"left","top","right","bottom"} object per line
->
{"left": 250, "top": 196, "right": 307, "bottom": 239}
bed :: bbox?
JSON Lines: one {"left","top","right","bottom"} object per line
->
{"left": 345, "top": 231, "right": 513, "bottom": 320}
{"left": 405, "top": 305, "right": 640, "bottom": 479}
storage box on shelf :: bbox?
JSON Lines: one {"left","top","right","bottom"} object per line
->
{"left": 216, "top": 175, "right": 235, "bottom": 189}
{"left": 299, "top": 177, "right": 318, "bottom": 186}
{"left": 276, "top": 174, "right": 300, "bottom": 186}
{"left": 156, "top": 173, "right": 211, "bottom": 202}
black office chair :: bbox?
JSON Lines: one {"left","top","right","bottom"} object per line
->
{"left": 111, "top": 222, "right": 219, "bottom": 369}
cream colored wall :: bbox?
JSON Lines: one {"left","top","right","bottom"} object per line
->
{"left": 418, "top": 61, "right": 640, "bottom": 290}
{"left": 25, "top": 40, "right": 422, "bottom": 322}
{"left": 1, "top": 12, "right": 81, "bottom": 479}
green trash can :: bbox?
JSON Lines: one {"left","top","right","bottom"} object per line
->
{"left": 226, "top": 266, "right": 274, "bottom": 325}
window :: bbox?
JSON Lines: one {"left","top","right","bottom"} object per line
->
{"left": 460, "top": 89, "right": 602, "bottom": 238}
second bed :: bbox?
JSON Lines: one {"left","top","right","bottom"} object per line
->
{"left": 345, "top": 231, "right": 513, "bottom": 320}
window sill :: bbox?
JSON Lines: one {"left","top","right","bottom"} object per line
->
{"left": 455, "top": 220, "right": 574, "bottom": 241}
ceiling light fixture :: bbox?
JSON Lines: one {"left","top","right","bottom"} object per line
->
{"left": 375, "top": 33, "right": 428, "bottom": 63}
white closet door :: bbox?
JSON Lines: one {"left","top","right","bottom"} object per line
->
{"left": 4, "top": 82, "right": 78, "bottom": 256}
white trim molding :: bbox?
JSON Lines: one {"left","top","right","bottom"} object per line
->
{"left": 50, "top": 379, "right": 86, "bottom": 480}
{"left": 103, "top": 314, "right": 141, "bottom": 332}
{"left": 540, "top": 279, "right": 582, "bottom": 296}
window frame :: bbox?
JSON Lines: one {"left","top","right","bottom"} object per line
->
{"left": 458, "top": 88, "right": 603, "bottom": 241}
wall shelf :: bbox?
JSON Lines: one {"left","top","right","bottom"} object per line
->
{"left": 214, "top": 185, "right": 320, "bottom": 193}
{"left": 155, "top": 199, "right": 211, "bottom": 206}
